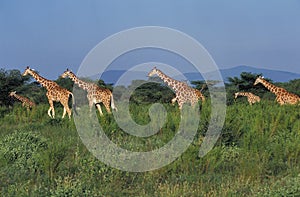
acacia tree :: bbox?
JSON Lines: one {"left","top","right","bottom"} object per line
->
{"left": 128, "top": 79, "right": 174, "bottom": 104}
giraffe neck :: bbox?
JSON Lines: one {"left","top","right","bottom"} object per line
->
{"left": 13, "top": 94, "right": 26, "bottom": 102}
{"left": 68, "top": 72, "right": 92, "bottom": 91}
{"left": 30, "top": 71, "right": 56, "bottom": 89}
{"left": 259, "top": 79, "right": 284, "bottom": 95}
{"left": 237, "top": 92, "right": 250, "bottom": 97}
{"left": 155, "top": 69, "right": 180, "bottom": 91}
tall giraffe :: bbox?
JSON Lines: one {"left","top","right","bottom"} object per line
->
{"left": 60, "top": 69, "right": 117, "bottom": 116}
{"left": 234, "top": 92, "right": 260, "bottom": 105}
{"left": 9, "top": 91, "right": 36, "bottom": 110}
{"left": 22, "top": 66, "right": 76, "bottom": 119}
{"left": 148, "top": 67, "right": 202, "bottom": 110}
{"left": 254, "top": 76, "right": 300, "bottom": 105}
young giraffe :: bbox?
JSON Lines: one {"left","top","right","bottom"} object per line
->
{"left": 148, "top": 67, "right": 201, "bottom": 110}
{"left": 234, "top": 92, "right": 260, "bottom": 105}
{"left": 254, "top": 76, "right": 300, "bottom": 105}
{"left": 60, "top": 69, "right": 117, "bottom": 116}
{"left": 22, "top": 66, "right": 76, "bottom": 119}
{"left": 9, "top": 91, "right": 36, "bottom": 110}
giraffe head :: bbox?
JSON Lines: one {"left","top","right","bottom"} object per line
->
{"left": 61, "top": 68, "right": 72, "bottom": 79}
{"left": 147, "top": 67, "right": 159, "bottom": 77}
{"left": 22, "top": 66, "right": 35, "bottom": 76}
{"left": 254, "top": 76, "right": 264, "bottom": 86}
{"left": 234, "top": 92, "right": 239, "bottom": 99}
{"left": 9, "top": 91, "right": 17, "bottom": 97}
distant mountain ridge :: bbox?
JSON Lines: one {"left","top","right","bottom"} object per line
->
{"left": 220, "top": 65, "right": 300, "bottom": 82}
{"left": 100, "top": 65, "right": 300, "bottom": 85}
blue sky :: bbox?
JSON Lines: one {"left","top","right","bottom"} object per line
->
{"left": 1, "top": 0, "right": 300, "bottom": 80}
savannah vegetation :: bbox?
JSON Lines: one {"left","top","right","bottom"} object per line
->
{"left": 0, "top": 68, "right": 300, "bottom": 196}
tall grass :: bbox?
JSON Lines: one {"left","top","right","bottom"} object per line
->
{"left": 0, "top": 101, "right": 300, "bottom": 196}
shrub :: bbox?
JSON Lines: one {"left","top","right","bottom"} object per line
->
{"left": 0, "top": 130, "right": 48, "bottom": 173}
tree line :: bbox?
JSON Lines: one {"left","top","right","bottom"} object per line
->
{"left": 1, "top": 68, "right": 299, "bottom": 107}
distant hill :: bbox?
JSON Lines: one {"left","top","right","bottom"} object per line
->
{"left": 100, "top": 65, "right": 300, "bottom": 85}
{"left": 219, "top": 65, "right": 300, "bottom": 83}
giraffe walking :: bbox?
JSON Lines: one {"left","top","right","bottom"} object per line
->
{"left": 254, "top": 76, "right": 300, "bottom": 105}
{"left": 60, "top": 69, "right": 117, "bottom": 116}
{"left": 9, "top": 91, "right": 36, "bottom": 110}
{"left": 148, "top": 67, "right": 204, "bottom": 110}
{"left": 234, "top": 92, "right": 260, "bottom": 105}
{"left": 22, "top": 66, "right": 76, "bottom": 119}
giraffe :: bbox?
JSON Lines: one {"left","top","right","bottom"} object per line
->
{"left": 171, "top": 88, "right": 205, "bottom": 105}
{"left": 60, "top": 69, "right": 117, "bottom": 116}
{"left": 254, "top": 76, "right": 300, "bottom": 105}
{"left": 234, "top": 92, "right": 260, "bottom": 105}
{"left": 9, "top": 91, "right": 36, "bottom": 110}
{"left": 22, "top": 66, "right": 76, "bottom": 119}
{"left": 148, "top": 67, "right": 202, "bottom": 110}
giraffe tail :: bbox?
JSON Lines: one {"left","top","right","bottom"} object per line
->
{"left": 111, "top": 93, "right": 117, "bottom": 112}
{"left": 70, "top": 93, "right": 78, "bottom": 115}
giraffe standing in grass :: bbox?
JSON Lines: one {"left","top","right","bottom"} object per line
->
{"left": 148, "top": 67, "right": 203, "bottom": 110}
{"left": 9, "top": 91, "right": 36, "bottom": 110}
{"left": 22, "top": 66, "right": 76, "bottom": 119}
{"left": 60, "top": 69, "right": 117, "bottom": 116}
{"left": 234, "top": 92, "right": 260, "bottom": 105}
{"left": 254, "top": 76, "right": 300, "bottom": 105}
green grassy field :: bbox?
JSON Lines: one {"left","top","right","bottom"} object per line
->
{"left": 0, "top": 101, "right": 300, "bottom": 196}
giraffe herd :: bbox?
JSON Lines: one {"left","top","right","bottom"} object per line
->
{"left": 9, "top": 66, "right": 300, "bottom": 119}
{"left": 234, "top": 76, "right": 300, "bottom": 105}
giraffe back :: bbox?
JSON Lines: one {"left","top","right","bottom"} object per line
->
{"left": 277, "top": 91, "right": 300, "bottom": 105}
{"left": 47, "top": 85, "right": 72, "bottom": 101}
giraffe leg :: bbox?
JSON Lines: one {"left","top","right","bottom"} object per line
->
{"left": 48, "top": 100, "right": 54, "bottom": 118}
{"left": 61, "top": 100, "right": 71, "bottom": 119}
{"left": 52, "top": 107, "right": 55, "bottom": 118}
{"left": 96, "top": 104, "right": 103, "bottom": 116}
{"left": 178, "top": 101, "right": 183, "bottom": 111}
{"left": 48, "top": 107, "right": 52, "bottom": 118}
{"left": 248, "top": 99, "right": 252, "bottom": 105}
{"left": 62, "top": 107, "right": 67, "bottom": 119}
{"left": 66, "top": 106, "right": 72, "bottom": 119}
{"left": 171, "top": 97, "right": 177, "bottom": 105}
{"left": 276, "top": 96, "right": 284, "bottom": 105}
{"left": 88, "top": 99, "right": 94, "bottom": 113}
{"left": 103, "top": 100, "right": 111, "bottom": 114}
{"left": 190, "top": 98, "right": 198, "bottom": 108}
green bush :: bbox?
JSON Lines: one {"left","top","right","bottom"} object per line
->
{"left": 0, "top": 130, "right": 48, "bottom": 180}
{"left": 257, "top": 175, "right": 300, "bottom": 196}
